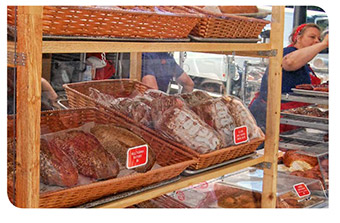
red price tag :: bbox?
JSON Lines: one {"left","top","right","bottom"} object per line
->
{"left": 126, "top": 144, "right": 148, "bottom": 169}
{"left": 233, "top": 126, "right": 249, "bottom": 145}
{"left": 293, "top": 183, "right": 311, "bottom": 198}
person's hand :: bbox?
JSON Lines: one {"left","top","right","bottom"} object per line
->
{"left": 321, "top": 33, "right": 329, "bottom": 48}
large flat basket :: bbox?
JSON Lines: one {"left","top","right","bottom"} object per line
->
{"left": 188, "top": 6, "right": 270, "bottom": 38}
{"left": 7, "top": 6, "right": 202, "bottom": 39}
{"left": 7, "top": 107, "right": 196, "bottom": 208}
{"left": 64, "top": 79, "right": 264, "bottom": 170}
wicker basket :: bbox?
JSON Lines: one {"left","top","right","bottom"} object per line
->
{"left": 7, "top": 6, "right": 203, "bottom": 39}
{"left": 7, "top": 108, "right": 196, "bottom": 208}
{"left": 187, "top": 6, "right": 270, "bottom": 38}
{"left": 64, "top": 79, "right": 264, "bottom": 170}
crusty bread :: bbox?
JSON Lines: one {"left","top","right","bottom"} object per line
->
{"left": 90, "top": 124, "right": 156, "bottom": 173}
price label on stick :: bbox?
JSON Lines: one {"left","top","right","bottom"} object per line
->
{"left": 293, "top": 183, "right": 311, "bottom": 198}
{"left": 233, "top": 126, "right": 249, "bottom": 145}
{"left": 126, "top": 144, "right": 148, "bottom": 169}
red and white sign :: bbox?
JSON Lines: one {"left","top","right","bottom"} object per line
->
{"left": 233, "top": 126, "right": 249, "bottom": 145}
{"left": 126, "top": 144, "right": 148, "bottom": 169}
{"left": 293, "top": 183, "right": 311, "bottom": 198}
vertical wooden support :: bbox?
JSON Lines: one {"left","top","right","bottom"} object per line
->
{"left": 261, "top": 6, "right": 285, "bottom": 208}
{"left": 129, "top": 52, "right": 142, "bottom": 81}
{"left": 15, "top": 6, "right": 43, "bottom": 208}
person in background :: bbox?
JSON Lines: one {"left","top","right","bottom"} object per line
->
{"left": 41, "top": 77, "right": 59, "bottom": 110}
{"left": 141, "top": 52, "right": 194, "bottom": 93}
{"left": 249, "top": 23, "right": 329, "bottom": 133}
{"left": 8, "top": 67, "right": 59, "bottom": 113}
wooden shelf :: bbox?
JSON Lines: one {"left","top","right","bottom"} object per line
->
{"left": 42, "top": 41, "right": 272, "bottom": 54}
{"left": 97, "top": 155, "right": 265, "bottom": 208}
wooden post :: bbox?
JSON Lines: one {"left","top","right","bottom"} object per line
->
{"left": 261, "top": 6, "right": 285, "bottom": 208}
{"left": 129, "top": 52, "right": 142, "bottom": 81}
{"left": 15, "top": 6, "right": 43, "bottom": 208}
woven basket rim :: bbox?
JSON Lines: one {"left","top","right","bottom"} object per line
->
{"left": 42, "top": 5, "right": 205, "bottom": 19}
{"left": 187, "top": 6, "right": 270, "bottom": 24}
{"left": 39, "top": 158, "right": 195, "bottom": 198}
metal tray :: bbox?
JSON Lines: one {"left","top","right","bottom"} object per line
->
{"left": 280, "top": 112, "right": 328, "bottom": 124}
{"left": 181, "top": 152, "right": 257, "bottom": 176}
{"left": 189, "top": 35, "right": 261, "bottom": 43}
{"left": 291, "top": 88, "right": 329, "bottom": 98}
{"left": 281, "top": 93, "right": 328, "bottom": 105}
{"left": 76, "top": 176, "right": 181, "bottom": 208}
{"left": 280, "top": 128, "right": 328, "bottom": 144}
{"left": 280, "top": 118, "right": 328, "bottom": 131}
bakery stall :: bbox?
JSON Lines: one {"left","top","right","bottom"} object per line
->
{"left": 278, "top": 83, "right": 329, "bottom": 194}
{"left": 6, "top": 6, "right": 315, "bottom": 208}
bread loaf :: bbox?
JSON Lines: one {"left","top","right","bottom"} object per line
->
{"left": 223, "top": 96, "right": 263, "bottom": 140}
{"left": 154, "top": 106, "right": 222, "bottom": 154}
{"left": 218, "top": 6, "right": 258, "bottom": 14}
{"left": 40, "top": 138, "right": 79, "bottom": 187}
{"left": 50, "top": 130, "right": 120, "bottom": 180}
{"left": 190, "top": 98, "right": 236, "bottom": 147}
{"left": 90, "top": 124, "right": 156, "bottom": 173}
{"left": 180, "top": 90, "right": 212, "bottom": 107}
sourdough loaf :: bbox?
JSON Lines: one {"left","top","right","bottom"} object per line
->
{"left": 190, "top": 98, "right": 236, "bottom": 147}
{"left": 40, "top": 138, "right": 79, "bottom": 187}
{"left": 90, "top": 124, "right": 156, "bottom": 173}
{"left": 50, "top": 130, "right": 120, "bottom": 180}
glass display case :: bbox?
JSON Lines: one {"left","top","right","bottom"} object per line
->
{"left": 169, "top": 167, "right": 328, "bottom": 208}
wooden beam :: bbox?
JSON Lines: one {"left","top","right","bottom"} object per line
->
{"left": 15, "top": 6, "right": 43, "bottom": 208}
{"left": 129, "top": 52, "right": 142, "bottom": 81}
{"left": 261, "top": 6, "right": 285, "bottom": 208}
{"left": 41, "top": 41, "right": 271, "bottom": 54}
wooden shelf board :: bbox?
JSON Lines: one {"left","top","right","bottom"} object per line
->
{"left": 41, "top": 41, "right": 271, "bottom": 54}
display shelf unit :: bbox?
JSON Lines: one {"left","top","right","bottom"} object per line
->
{"left": 9, "top": 6, "right": 284, "bottom": 208}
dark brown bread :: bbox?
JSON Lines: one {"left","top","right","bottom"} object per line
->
{"left": 50, "top": 130, "right": 120, "bottom": 180}
{"left": 40, "top": 138, "right": 79, "bottom": 187}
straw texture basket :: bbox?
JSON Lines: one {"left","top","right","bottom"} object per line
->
{"left": 7, "top": 6, "right": 202, "bottom": 39}
{"left": 64, "top": 79, "right": 264, "bottom": 170}
{"left": 7, "top": 108, "right": 196, "bottom": 208}
{"left": 187, "top": 6, "right": 270, "bottom": 38}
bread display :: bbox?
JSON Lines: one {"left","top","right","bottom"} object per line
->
{"left": 90, "top": 124, "right": 156, "bottom": 173}
{"left": 282, "top": 106, "right": 328, "bottom": 118}
{"left": 218, "top": 6, "right": 258, "bottom": 14}
{"left": 295, "top": 83, "right": 329, "bottom": 92}
{"left": 214, "top": 183, "right": 261, "bottom": 208}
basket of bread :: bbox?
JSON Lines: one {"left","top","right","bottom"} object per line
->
{"left": 64, "top": 79, "right": 264, "bottom": 170}
{"left": 187, "top": 6, "right": 270, "bottom": 38}
{"left": 7, "top": 6, "right": 203, "bottom": 39}
{"left": 7, "top": 107, "right": 196, "bottom": 208}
